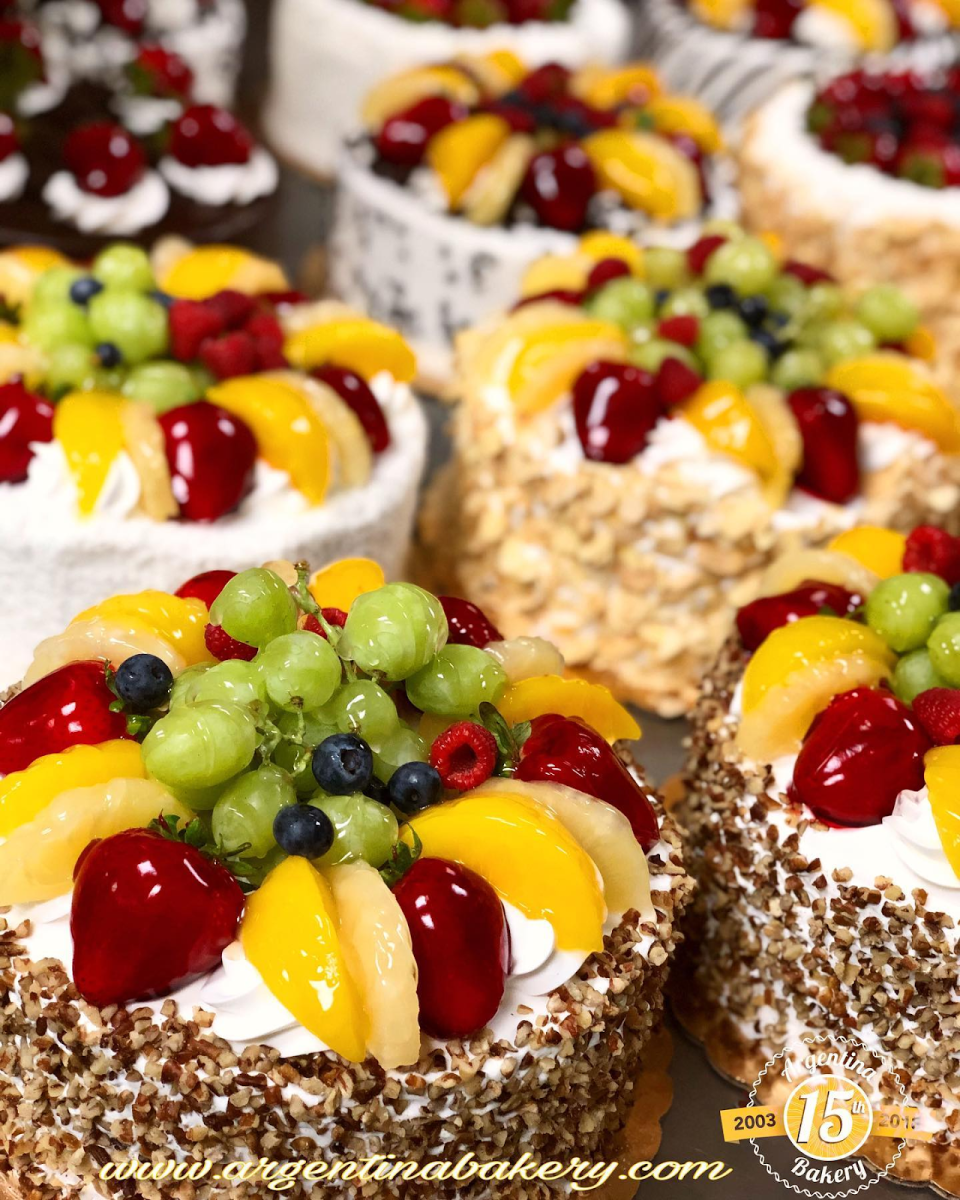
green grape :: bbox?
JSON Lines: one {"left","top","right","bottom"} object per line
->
{"left": 142, "top": 700, "right": 257, "bottom": 790}
{"left": 311, "top": 793, "right": 399, "bottom": 868}
{"left": 339, "top": 583, "right": 448, "bottom": 681}
{"left": 123, "top": 361, "right": 201, "bottom": 413}
{"left": 865, "top": 572, "right": 949, "bottom": 652}
{"left": 628, "top": 338, "right": 697, "bottom": 373}
{"left": 212, "top": 764, "right": 296, "bottom": 858}
{"left": 209, "top": 567, "right": 299, "bottom": 649}
{"left": 406, "top": 644, "right": 506, "bottom": 716}
{"left": 855, "top": 284, "right": 919, "bottom": 343}
{"left": 659, "top": 286, "right": 709, "bottom": 319}
{"left": 771, "top": 348, "right": 824, "bottom": 392}
{"left": 802, "top": 282, "right": 844, "bottom": 322}
{"left": 703, "top": 237, "right": 778, "bottom": 296}
{"left": 928, "top": 614, "right": 960, "bottom": 686}
{"left": 372, "top": 724, "right": 428, "bottom": 783}
{"left": 706, "top": 340, "right": 768, "bottom": 388}
{"left": 46, "top": 343, "right": 97, "bottom": 395}
{"left": 892, "top": 648, "right": 946, "bottom": 704}
{"left": 765, "top": 273, "right": 806, "bottom": 318}
{"left": 33, "top": 267, "right": 85, "bottom": 306}
{"left": 258, "top": 630, "right": 341, "bottom": 712}
{"left": 169, "top": 663, "right": 210, "bottom": 708}
{"left": 818, "top": 319, "right": 876, "bottom": 367}
{"left": 188, "top": 659, "right": 267, "bottom": 708}
{"left": 87, "top": 290, "right": 169, "bottom": 365}
{"left": 21, "top": 302, "right": 94, "bottom": 352}
{"left": 627, "top": 321, "right": 654, "bottom": 348}
{"left": 274, "top": 711, "right": 338, "bottom": 795}
{"left": 643, "top": 246, "right": 688, "bottom": 290}
{"left": 697, "top": 310, "right": 747, "bottom": 358}
{"left": 585, "top": 278, "right": 655, "bottom": 330}
{"left": 92, "top": 244, "right": 155, "bottom": 292}
{"left": 331, "top": 680, "right": 399, "bottom": 742}
{"left": 93, "top": 365, "right": 128, "bottom": 392}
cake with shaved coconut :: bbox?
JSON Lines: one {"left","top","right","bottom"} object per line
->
{"left": 419, "top": 224, "right": 960, "bottom": 716}
{"left": 0, "top": 242, "right": 427, "bottom": 685}
{"left": 329, "top": 55, "right": 737, "bottom": 390}
{"left": 0, "top": 560, "right": 691, "bottom": 1199}
{"left": 680, "top": 524, "right": 960, "bottom": 1191}
{"left": 636, "top": 0, "right": 959, "bottom": 126}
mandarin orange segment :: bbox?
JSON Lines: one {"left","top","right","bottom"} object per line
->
{"left": 158, "top": 246, "right": 288, "bottom": 299}
{"left": 427, "top": 114, "right": 512, "bottom": 208}
{"left": 309, "top": 558, "right": 386, "bottom": 613}
{"left": 825, "top": 354, "right": 960, "bottom": 451}
{"left": 807, "top": 0, "right": 897, "bottom": 50}
{"left": 641, "top": 95, "right": 724, "bottom": 153}
{"left": 583, "top": 130, "right": 701, "bottom": 220}
{"left": 506, "top": 320, "right": 629, "bottom": 414}
{"left": 54, "top": 391, "right": 126, "bottom": 516}
{"left": 827, "top": 527, "right": 906, "bottom": 579}
{"left": 570, "top": 65, "right": 661, "bottom": 109}
{"left": 578, "top": 232, "right": 645, "bottom": 275}
{"left": 682, "top": 381, "right": 780, "bottom": 479}
{"left": 497, "top": 675, "right": 641, "bottom": 742}
{"left": 520, "top": 253, "right": 593, "bottom": 297}
{"left": 924, "top": 747, "right": 960, "bottom": 882}
{"left": 904, "top": 326, "right": 937, "bottom": 362}
{"left": 73, "top": 592, "right": 211, "bottom": 666}
{"left": 283, "top": 319, "right": 416, "bottom": 383}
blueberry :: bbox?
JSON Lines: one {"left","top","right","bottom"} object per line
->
{"left": 386, "top": 761, "right": 443, "bottom": 817}
{"left": 96, "top": 341, "right": 123, "bottom": 367}
{"left": 654, "top": 288, "right": 670, "bottom": 309}
{"left": 114, "top": 653, "right": 174, "bottom": 712}
{"left": 738, "top": 295, "right": 769, "bottom": 327}
{"left": 149, "top": 289, "right": 174, "bottom": 310}
{"left": 705, "top": 283, "right": 737, "bottom": 310}
{"left": 363, "top": 775, "right": 388, "bottom": 804}
{"left": 312, "top": 733, "right": 374, "bottom": 795}
{"left": 749, "top": 328, "right": 786, "bottom": 359}
{"left": 769, "top": 310, "right": 790, "bottom": 329}
{"left": 274, "top": 804, "right": 334, "bottom": 858}
{"left": 949, "top": 582, "right": 960, "bottom": 612}
{"left": 69, "top": 276, "right": 104, "bottom": 306}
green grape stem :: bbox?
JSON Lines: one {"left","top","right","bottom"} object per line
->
{"left": 293, "top": 562, "right": 344, "bottom": 644}
{"left": 256, "top": 712, "right": 285, "bottom": 763}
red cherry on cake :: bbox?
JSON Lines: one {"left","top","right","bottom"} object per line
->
{"left": 517, "top": 714, "right": 659, "bottom": 850}
{"left": 95, "top": 0, "right": 147, "bottom": 34}
{"left": 313, "top": 365, "right": 391, "bottom": 453}
{"left": 158, "top": 401, "right": 257, "bottom": 523}
{"left": 572, "top": 360, "right": 662, "bottom": 464}
{"left": 71, "top": 827, "right": 245, "bottom": 1007}
{"left": 0, "top": 111, "right": 18, "bottom": 162}
{"left": 516, "top": 62, "right": 571, "bottom": 103}
{"left": 376, "top": 96, "right": 467, "bottom": 167}
{"left": 586, "top": 258, "right": 631, "bottom": 291}
{"left": 0, "top": 661, "right": 130, "bottom": 777}
{"left": 521, "top": 143, "right": 596, "bottom": 232}
{"left": 131, "top": 44, "right": 194, "bottom": 99}
{"left": 0, "top": 378, "right": 54, "bottom": 484}
{"left": 169, "top": 105, "right": 254, "bottom": 167}
{"left": 686, "top": 233, "right": 726, "bottom": 275}
{"left": 752, "top": 0, "right": 802, "bottom": 38}
{"left": 63, "top": 122, "right": 146, "bottom": 197}
{"left": 786, "top": 387, "right": 860, "bottom": 505}
{"left": 439, "top": 595, "right": 502, "bottom": 647}
{"left": 736, "top": 580, "right": 862, "bottom": 651}
{"left": 393, "top": 857, "right": 509, "bottom": 1039}
{"left": 790, "top": 687, "right": 930, "bottom": 827}
{"left": 175, "top": 569, "right": 237, "bottom": 609}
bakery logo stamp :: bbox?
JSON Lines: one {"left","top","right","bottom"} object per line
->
{"left": 719, "top": 1032, "right": 934, "bottom": 1197}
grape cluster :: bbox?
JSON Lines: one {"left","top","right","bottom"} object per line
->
{"left": 141, "top": 568, "right": 509, "bottom": 883}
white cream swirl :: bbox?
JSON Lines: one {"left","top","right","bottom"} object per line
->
{"left": 159, "top": 147, "right": 278, "bottom": 207}
{"left": 885, "top": 786, "right": 960, "bottom": 890}
{"left": 114, "top": 94, "right": 184, "bottom": 137}
{"left": 43, "top": 170, "right": 170, "bottom": 236}
{"left": 0, "top": 154, "right": 28, "bottom": 203}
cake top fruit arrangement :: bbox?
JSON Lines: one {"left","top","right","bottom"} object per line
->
{"left": 0, "top": 3, "right": 275, "bottom": 249}
{"left": 730, "top": 523, "right": 960, "bottom": 882}
{"left": 0, "top": 240, "right": 416, "bottom": 522}
{"left": 464, "top": 222, "right": 958, "bottom": 507}
{"left": 361, "top": 54, "right": 726, "bottom": 232}
{"left": 682, "top": 0, "right": 957, "bottom": 53}
{"left": 354, "top": 0, "right": 578, "bottom": 26}
{"left": 0, "top": 556, "right": 661, "bottom": 1067}
{"left": 807, "top": 66, "right": 960, "bottom": 188}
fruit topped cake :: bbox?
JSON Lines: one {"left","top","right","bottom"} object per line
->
{"left": 0, "top": 241, "right": 427, "bottom": 684}
{"left": 263, "top": 0, "right": 630, "bottom": 179}
{"left": 0, "top": 0, "right": 275, "bottom": 252}
{"left": 329, "top": 55, "right": 736, "bottom": 389}
{"left": 636, "top": 0, "right": 959, "bottom": 124}
{"left": 738, "top": 65, "right": 960, "bottom": 405}
{"left": 0, "top": 560, "right": 691, "bottom": 1198}
{"left": 419, "top": 223, "right": 960, "bottom": 716}
{"left": 680, "top": 524, "right": 960, "bottom": 1190}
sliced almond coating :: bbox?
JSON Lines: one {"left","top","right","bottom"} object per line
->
{"left": 463, "top": 134, "right": 536, "bottom": 227}
{"left": 120, "top": 399, "right": 178, "bottom": 522}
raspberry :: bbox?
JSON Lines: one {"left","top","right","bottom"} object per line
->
{"left": 686, "top": 234, "right": 727, "bottom": 275}
{"left": 657, "top": 314, "right": 699, "bottom": 346}
{"left": 204, "top": 623, "right": 256, "bottom": 662}
{"left": 200, "top": 331, "right": 258, "bottom": 380}
{"left": 912, "top": 688, "right": 960, "bottom": 746}
{"left": 429, "top": 721, "right": 498, "bottom": 791}
{"left": 168, "top": 299, "right": 224, "bottom": 362}
{"left": 903, "top": 526, "right": 960, "bottom": 584}
{"left": 206, "top": 289, "right": 257, "bottom": 329}
{"left": 302, "top": 609, "right": 348, "bottom": 638}
{"left": 245, "top": 312, "right": 287, "bottom": 371}
{"left": 586, "top": 258, "right": 631, "bottom": 292}
{"left": 655, "top": 356, "right": 702, "bottom": 406}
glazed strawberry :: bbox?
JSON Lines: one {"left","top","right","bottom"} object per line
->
{"left": 657, "top": 315, "right": 699, "bottom": 347}
{"left": 393, "top": 857, "right": 509, "bottom": 1039}
{"left": 0, "top": 661, "right": 129, "bottom": 776}
{"left": 687, "top": 234, "right": 726, "bottom": 275}
{"left": 430, "top": 721, "right": 498, "bottom": 790}
{"left": 586, "top": 258, "right": 631, "bottom": 292}
{"left": 0, "top": 379, "right": 54, "bottom": 483}
{"left": 913, "top": 688, "right": 960, "bottom": 746}
{"left": 128, "top": 44, "right": 194, "bottom": 99}
{"left": 170, "top": 105, "right": 254, "bottom": 167}
{"left": 517, "top": 62, "right": 571, "bottom": 103}
{"left": 736, "top": 581, "right": 862, "bottom": 651}
{"left": 791, "top": 687, "right": 930, "bottom": 826}
{"left": 0, "top": 111, "right": 18, "bottom": 162}
{"left": 655, "top": 356, "right": 702, "bottom": 406}
{"left": 573, "top": 361, "right": 661, "bottom": 464}
{"left": 376, "top": 96, "right": 467, "bottom": 167}
{"left": 521, "top": 143, "right": 596, "bottom": 232}
{"left": 903, "top": 526, "right": 960, "bottom": 584}
{"left": 200, "top": 330, "right": 258, "bottom": 380}
{"left": 314, "top": 365, "right": 391, "bottom": 453}
{"left": 439, "top": 595, "right": 502, "bottom": 647}
{"left": 95, "top": 0, "right": 147, "bottom": 34}
{"left": 752, "top": 0, "right": 802, "bottom": 38}
{"left": 158, "top": 401, "right": 257, "bottom": 522}
{"left": 205, "top": 622, "right": 257, "bottom": 661}
{"left": 63, "top": 122, "right": 146, "bottom": 197}
{"left": 786, "top": 387, "right": 859, "bottom": 504}
{"left": 168, "top": 299, "right": 225, "bottom": 362}
{"left": 517, "top": 714, "right": 659, "bottom": 849}
{"left": 71, "top": 826, "right": 245, "bottom": 1007}
{"left": 175, "top": 569, "right": 237, "bottom": 609}
{"left": 783, "top": 259, "right": 834, "bottom": 285}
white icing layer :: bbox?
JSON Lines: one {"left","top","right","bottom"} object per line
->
{"left": 42, "top": 169, "right": 170, "bottom": 236}
{"left": 159, "top": 146, "right": 279, "bottom": 206}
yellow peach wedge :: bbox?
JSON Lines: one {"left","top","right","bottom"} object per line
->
{"left": 825, "top": 354, "right": 960, "bottom": 452}
{"left": 309, "top": 558, "right": 386, "bottom": 613}
{"left": 361, "top": 65, "right": 479, "bottom": 129}
{"left": 924, "top": 747, "right": 960, "bottom": 883}
{"left": 72, "top": 592, "right": 211, "bottom": 667}
{"left": 757, "top": 549, "right": 880, "bottom": 600}
{"left": 570, "top": 65, "right": 661, "bottom": 110}
{"left": 54, "top": 391, "right": 126, "bottom": 516}
{"left": 497, "top": 675, "right": 641, "bottom": 743}
{"left": 583, "top": 130, "right": 701, "bottom": 221}
{"left": 827, "top": 527, "right": 906, "bottom": 579}
{"left": 682, "top": 381, "right": 780, "bottom": 481}
{"left": 807, "top": 0, "right": 896, "bottom": 51}
{"left": 158, "top": 245, "right": 289, "bottom": 300}
{"left": 641, "top": 95, "right": 724, "bottom": 154}
{"left": 427, "top": 114, "right": 512, "bottom": 209}
{"left": 284, "top": 318, "right": 416, "bottom": 384}
{"left": 24, "top": 619, "right": 188, "bottom": 688}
